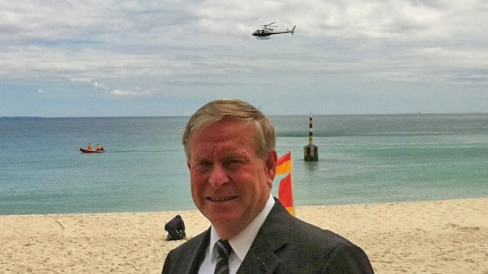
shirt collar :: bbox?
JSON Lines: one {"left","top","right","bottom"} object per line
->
{"left": 209, "top": 194, "right": 275, "bottom": 262}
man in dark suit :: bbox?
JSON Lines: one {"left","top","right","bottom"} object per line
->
{"left": 162, "top": 99, "right": 374, "bottom": 273}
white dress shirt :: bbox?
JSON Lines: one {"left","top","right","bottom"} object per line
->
{"left": 198, "top": 194, "right": 275, "bottom": 274}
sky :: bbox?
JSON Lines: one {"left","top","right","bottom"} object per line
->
{"left": 1, "top": 0, "right": 487, "bottom": 117}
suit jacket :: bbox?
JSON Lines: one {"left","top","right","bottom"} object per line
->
{"left": 162, "top": 198, "right": 374, "bottom": 273}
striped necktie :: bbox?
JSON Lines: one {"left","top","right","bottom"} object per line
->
{"left": 214, "top": 239, "right": 232, "bottom": 274}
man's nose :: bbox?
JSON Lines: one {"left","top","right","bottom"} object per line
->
{"left": 208, "top": 164, "right": 229, "bottom": 187}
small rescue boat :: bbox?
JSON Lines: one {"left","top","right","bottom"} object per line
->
{"left": 80, "top": 148, "right": 104, "bottom": 153}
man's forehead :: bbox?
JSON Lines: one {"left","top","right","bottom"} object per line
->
{"left": 192, "top": 120, "right": 255, "bottom": 139}
{"left": 192, "top": 142, "right": 249, "bottom": 156}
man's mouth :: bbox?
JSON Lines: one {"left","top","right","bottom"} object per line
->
{"left": 208, "top": 196, "right": 237, "bottom": 202}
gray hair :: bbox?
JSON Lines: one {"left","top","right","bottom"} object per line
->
{"left": 182, "top": 99, "right": 276, "bottom": 159}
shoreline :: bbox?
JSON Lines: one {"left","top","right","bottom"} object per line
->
{"left": 4, "top": 195, "right": 487, "bottom": 217}
{"left": 2, "top": 198, "right": 487, "bottom": 273}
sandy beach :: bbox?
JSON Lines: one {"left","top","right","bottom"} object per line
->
{"left": 1, "top": 198, "right": 487, "bottom": 273}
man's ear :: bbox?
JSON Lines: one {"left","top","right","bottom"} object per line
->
{"left": 265, "top": 149, "right": 278, "bottom": 183}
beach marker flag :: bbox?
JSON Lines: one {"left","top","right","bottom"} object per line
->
{"left": 276, "top": 151, "right": 292, "bottom": 175}
{"left": 276, "top": 151, "right": 295, "bottom": 216}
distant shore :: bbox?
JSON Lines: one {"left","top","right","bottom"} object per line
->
{"left": 1, "top": 198, "right": 487, "bottom": 273}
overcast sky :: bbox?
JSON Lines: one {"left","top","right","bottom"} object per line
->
{"left": 1, "top": 0, "right": 487, "bottom": 117}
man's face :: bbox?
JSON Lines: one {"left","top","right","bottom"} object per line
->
{"left": 187, "top": 119, "right": 276, "bottom": 238}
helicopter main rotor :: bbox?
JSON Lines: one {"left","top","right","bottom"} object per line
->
{"left": 261, "top": 22, "right": 277, "bottom": 28}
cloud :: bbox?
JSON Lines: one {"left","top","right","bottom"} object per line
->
{"left": 191, "top": 0, "right": 487, "bottom": 50}
{"left": 0, "top": 0, "right": 487, "bottom": 116}
{"left": 69, "top": 77, "right": 153, "bottom": 97}
{"left": 110, "top": 89, "right": 152, "bottom": 97}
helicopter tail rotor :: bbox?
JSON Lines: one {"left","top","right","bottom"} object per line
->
{"left": 288, "top": 25, "right": 296, "bottom": 35}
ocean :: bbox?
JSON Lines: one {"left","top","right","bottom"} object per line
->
{"left": 1, "top": 114, "right": 487, "bottom": 215}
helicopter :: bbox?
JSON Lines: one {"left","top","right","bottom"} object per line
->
{"left": 252, "top": 22, "right": 296, "bottom": 39}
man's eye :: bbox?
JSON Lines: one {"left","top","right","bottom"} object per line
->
{"left": 195, "top": 161, "right": 211, "bottom": 169}
{"left": 225, "top": 159, "right": 245, "bottom": 168}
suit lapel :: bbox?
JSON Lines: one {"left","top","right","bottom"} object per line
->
{"left": 237, "top": 199, "right": 294, "bottom": 273}
{"left": 183, "top": 229, "right": 211, "bottom": 274}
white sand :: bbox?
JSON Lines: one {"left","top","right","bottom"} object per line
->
{"left": 1, "top": 198, "right": 487, "bottom": 273}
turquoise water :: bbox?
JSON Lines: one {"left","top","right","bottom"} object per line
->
{"left": 1, "top": 114, "right": 487, "bottom": 215}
